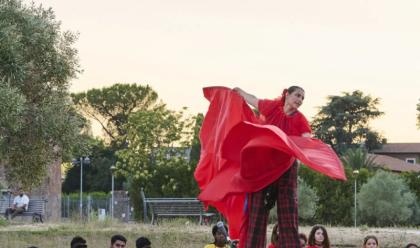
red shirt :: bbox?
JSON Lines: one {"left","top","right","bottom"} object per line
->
{"left": 258, "top": 99, "right": 311, "bottom": 136}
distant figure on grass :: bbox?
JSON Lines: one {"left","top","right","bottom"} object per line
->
{"left": 4, "top": 188, "right": 29, "bottom": 220}
{"left": 70, "top": 236, "right": 87, "bottom": 248}
{"left": 362, "top": 235, "right": 378, "bottom": 248}
{"left": 136, "top": 237, "right": 151, "bottom": 248}
{"left": 110, "top": 234, "right": 127, "bottom": 248}
{"left": 204, "top": 223, "right": 230, "bottom": 248}
{"left": 306, "top": 225, "right": 330, "bottom": 248}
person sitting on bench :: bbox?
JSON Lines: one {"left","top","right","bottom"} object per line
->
{"left": 5, "top": 188, "right": 29, "bottom": 220}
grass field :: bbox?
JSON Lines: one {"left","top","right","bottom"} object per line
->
{"left": 0, "top": 220, "right": 419, "bottom": 247}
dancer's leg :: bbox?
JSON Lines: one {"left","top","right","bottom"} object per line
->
{"left": 276, "top": 162, "right": 299, "bottom": 248}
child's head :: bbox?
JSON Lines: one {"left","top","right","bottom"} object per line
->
{"left": 270, "top": 224, "right": 279, "bottom": 244}
{"left": 299, "top": 233, "right": 308, "bottom": 248}
{"left": 212, "top": 223, "right": 228, "bottom": 245}
{"left": 308, "top": 225, "right": 330, "bottom": 248}
{"left": 363, "top": 235, "right": 378, "bottom": 248}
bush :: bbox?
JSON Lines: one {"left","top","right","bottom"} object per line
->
{"left": 298, "top": 177, "right": 318, "bottom": 222}
{"left": 358, "top": 170, "right": 417, "bottom": 226}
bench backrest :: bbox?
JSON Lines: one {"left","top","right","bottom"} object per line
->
{"left": 0, "top": 199, "right": 46, "bottom": 214}
{"left": 27, "top": 199, "right": 46, "bottom": 214}
{"left": 0, "top": 200, "right": 9, "bottom": 214}
{"left": 146, "top": 198, "right": 204, "bottom": 214}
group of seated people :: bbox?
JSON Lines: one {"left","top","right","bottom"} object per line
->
{"left": 205, "top": 223, "right": 420, "bottom": 248}
{"left": 70, "top": 234, "right": 151, "bottom": 248}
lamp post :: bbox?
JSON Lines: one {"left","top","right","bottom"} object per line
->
{"left": 353, "top": 169, "right": 359, "bottom": 228}
{"left": 72, "top": 157, "right": 90, "bottom": 219}
{"left": 110, "top": 165, "right": 116, "bottom": 220}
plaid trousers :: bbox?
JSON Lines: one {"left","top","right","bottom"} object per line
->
{"left": 240, "top": 162, "right": 299, "bottom": 248}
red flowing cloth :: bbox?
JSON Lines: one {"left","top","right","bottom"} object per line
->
{"left": 194, "top": 86, "right": 346, "bottom": 240}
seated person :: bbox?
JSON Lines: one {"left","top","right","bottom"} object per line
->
{"left": 204, "top": 222, "right": 229, "bottom": 248}
{"left": 136, "top": 237, "right": 151, "bottom": 248}
{"left": 5, "top": 188, "right": 29, "bottom": 220}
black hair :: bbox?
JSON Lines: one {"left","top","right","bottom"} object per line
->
{"left": 71, "top": 236, "right": 87, "bottom": 248}
{"left": 212, "top": 224, "right": 228, "bottom": 236}
{"left": 136, "top": 237, "right": 151, "bottom": 248}
{"left": 405, "top": 244, "right": 419, "bottom": 248}
{"left": 111, "top": 234, "right": 127, "bottom": 245}
{"left": 287, "top": 86, "right": 304, "bottom": 94}
{"left": 308, "top": 225, "right": 330, "bottom": 248}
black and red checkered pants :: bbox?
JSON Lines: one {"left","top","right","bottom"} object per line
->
{"left": 239, "top": 162, "right": 299, "bottom": 248}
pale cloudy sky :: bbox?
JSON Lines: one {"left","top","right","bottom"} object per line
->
{"left": 32, "top": 0, "right": 420, "bottom": 142}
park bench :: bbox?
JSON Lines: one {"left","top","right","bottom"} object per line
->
{"left": 0, "top": 199, "right": 47, "bottom": 223}
{"left": 140, "top": 189, "right": 215, "bottom": 225}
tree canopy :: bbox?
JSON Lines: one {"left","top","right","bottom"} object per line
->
{"left": 0, "top": 0, "right": 84, "bottom": 189}
{"left": 311, "top": 90, "right": 385, "bottom": 154}
{"left": 71, "top": 83, "right": 159, "bottom": 149}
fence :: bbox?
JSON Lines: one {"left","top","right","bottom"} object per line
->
{"left": 61, "top": 195, "right": 133, "bottom": 222}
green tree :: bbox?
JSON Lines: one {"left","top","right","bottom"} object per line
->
{"left": 62, "top": 138, "right": 124, "bottom": 193}
{"left": 298, "top": 177, "right": 318, "bottom": 222}
{"left": 341, "top": 148, "right": 379, "bottom": 170}
{"left": 116, "top": 105, "right": 195, "bottom": 219}
{"left": 0, "top": 0, "right": 84, "bottom": 189}
{"left": 71, "top": 83, "right": 159, "bottom": 149}
{"left": 358, "top": 170, "right": 417, "bottom": 226}
{"left": 311, "top": 91, "right": 385, "bottom": 154}
{"left": 299, "top": 164, "right": 372, "bottom": 226}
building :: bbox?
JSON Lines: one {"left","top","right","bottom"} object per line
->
{"left": 371, "top": 143, "right": 420, "bottom": 173}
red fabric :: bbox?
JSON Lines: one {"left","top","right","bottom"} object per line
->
{"left": 194, "top": 87, "right": 346, "bottom": 241}
{"left": 258, "top": 99, "right": 311, "bottom": 135}
{"left": 267, "top": 244, "right": 276, "bottom": 248}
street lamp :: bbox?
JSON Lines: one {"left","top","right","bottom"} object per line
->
{"left": 110, "top": 165, "right": 116, "bottom": 220}
{"left": 72, "top": 157, "right": 90, "bottom": 219}
{"left": 353, "top": 169, "right": 359, "bottom": 228}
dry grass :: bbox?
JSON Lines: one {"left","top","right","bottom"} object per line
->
{"left": 0, "top": 220, "right": 419, "bottom": 247}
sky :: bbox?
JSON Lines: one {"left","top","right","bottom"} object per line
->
{"left": 31, "top": 0, "right": 420, "bottom": 142}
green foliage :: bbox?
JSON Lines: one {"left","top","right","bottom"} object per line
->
{"left": 0, "top": 0, "right": 84, "bottom": 189}
{"left": 417, "top": 99, "right": 420, "bottom": 129}
{"left": 298, "top": 164, "right": 372, "bottom": 226}
{"left": 311, "top": 90, "right": 385, "bottom": 154}
{"left": 297, "top": 177, "right": 319, "bottom": 222}
{"left": 116, "top": 105, "right": 196, "bottom": 219}
{"left": 358, "top": 170, "right": 417, "bottom": 226}
{"left": 71, "top": 83, "right": 159, "bottom": 148}
{"left": 62, "top": 138, "right": 124, "bottom": 193}
{"left": 341, "top": 148, "right": 379, "bottom": 170}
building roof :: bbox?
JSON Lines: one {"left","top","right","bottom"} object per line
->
{"left": 368, "top": 154, "right": 420, "bottom": 173}
{"left": 372, "top": 143, "right": 420, "bottom": 154}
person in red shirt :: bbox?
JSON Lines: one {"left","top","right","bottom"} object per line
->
{"left": 234, "top": 86, "right": 311, "bottom": 248}
{"left": 306, "top": 225, "right": 331, "bottom": 248}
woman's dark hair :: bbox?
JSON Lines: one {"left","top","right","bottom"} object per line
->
{"left": 299, "top": 233, "right": 308, "bottom": 243}
{"left": 405, "top": 244, "right": 419, "bottom": 248}
{"left": 363, "top": 235, "right": 378, "bottom": 246}
{"left": 308, "top": 225, "right": 330, "bottom": 248}
{"left": 278, "top": 85, "right": 305, "bottom": 105}
{"left": 287, "top": 86, "right": 304, "bottom": 94}
{"left": 270, "top": 223, "right": 279, "bottom": 244}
